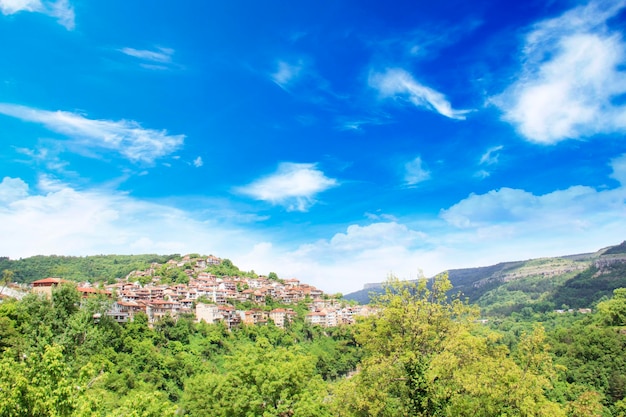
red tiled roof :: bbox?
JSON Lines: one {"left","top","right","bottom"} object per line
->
{"left": 31, "top": 277, "right": 68, "bottom": 286}
{"left": 77, "top": 287, "right": 112, "bottom": 295}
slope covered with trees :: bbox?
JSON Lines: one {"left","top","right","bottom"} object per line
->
{"left": 345, "top": 241, "right": 626, "bottom": 315}
{"left": 0, "top": 254, "right": 181, "bottom": 284}
{"left": 2, "top": 273, "right": 626, "bottom": 416}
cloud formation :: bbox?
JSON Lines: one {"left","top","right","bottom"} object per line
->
{"left": 238, "top": 222, "right": 434, "bottom": 293}
{"left": 271, "top": 60, "right": 304, "bottom": 90}
{"left": 0, "top": 103, "right": 184, "bottom": 164}
{"left": 0, "top": 176, "right": 257, "bottom": 259}
{"left": 479, "top": 145, "right": 503, "bottom": 165}
{"left": 0, "top": 0, "right": 74, "bottom": 29}
{"left": 1, "top": 168, "right": 626, "bottom": 294}
{"left": 441, "top": 153, "right": 626, "bottom": 229}
{"left": 369, "top": 68, "right": 470, "bottom": 119}
{"left": 236, "top": 162, "right": 338, "bottom": 211}
{"left": 0, "top": 176, "right": 29, "bottom": 204}
{"left": 298, "top": 222, "right": 427, "bottom": 256}
{"left": 404, "top": 156, "right": 431, "bottom": 186}
{"left": 119, "top": 47, "right": 174, "bottom": 63}
{"left": 495, "top": 0, "right": 626, "bottom": 143}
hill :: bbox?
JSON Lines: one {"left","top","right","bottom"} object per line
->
{"left": 344, "top": 241, "right": 626, "bottom": 314}
{"left": 0, "top": 254, "right": 181, "bottom": 284}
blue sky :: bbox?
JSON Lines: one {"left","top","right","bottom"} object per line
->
{"left": 1, "top": 0, "right": 626, "bottom": 293}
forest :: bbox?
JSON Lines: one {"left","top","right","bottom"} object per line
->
{"left": 0, "top": 254, "right": 181, "bottom": 284}
{"left": 1, "top": 272, "right": 626, "bottom": 416}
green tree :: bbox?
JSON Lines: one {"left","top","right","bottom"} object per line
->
{"left": 0, "top": 345, "right": 78, "bottom": 417}
{"left": 332, "top": 273, "right": 568, "bottom": 417}
{"left": 0, "top": 269, "right": 14, "bottom": 295}
{"left": 597, "top": 288, "right": 626, "bottom": 326}
{"left": 183, "top": 338, "right": 331, "bottom": 416}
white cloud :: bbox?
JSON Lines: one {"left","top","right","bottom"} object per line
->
{"left": 237, "top": 222, "right": 435, "bottom": 293}
{"left": 610, "top": 153, "right": 626, "bottom": 184}
{"left": 2, "top": 166, "right": 626, "bottom": 294}
{"left": 0, "top": 177, "right": 28, "bottom": 204}
{"left": 474, "top": 169, "right": 490, "bottom": 180}
{"left": 479, "top": 145, "right": 503, "bottom": 165}
{"left": 495, "top": 0, "right": 626, "bottom": 143}
{"left": 119, "top": 47, "right": 175, "bottom": 64}
{"left": 0, "top": 0, "right": 40, "bottom": 14}
{"left": 300, "top": 222, "right": 427, "bottom": 255}
{"left": 365, "top": 211, "right": 397, "bottom": 222}
{"left": 271, "top": 60, "right": 304, "bottom": 89}
{"left": 0, "top": 0, "right": 74, "bottom": 29}
{"left": 0, "top": 103, "right": 184, "bottom": 164}
{"left": 440, "top": 180, "right": 626, "bottom": 230}
{"left": 0, "top": 177, "right": 256, "bottom": 261}
{"left": 336, "top": 116, "right": 390, "bottom": 132}
{"left": 404, "top": 156, "right": 431, "bottom": 186}
{"left": 369, "top": 68, "right": 470, "bottom": 119}
{"left": 193, "top": 156, "right": 203, "bottom": 168}
{"left": 259, "top": 156, "right": 626, "bottom": 292}
{"left": 236, "top": 162, "right": 338, "bottom": 212}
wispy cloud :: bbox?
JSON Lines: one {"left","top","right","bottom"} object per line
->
{"left": 118, "top": 47, "right": 177, "bottom": 70}
{"left": 268, "top": 57, "right": 341, "bottom": 104}
{"left": 193, "top": 156, "right": 203, "bottom": 168}
{"left": 495, "top": 0, "right": 626, "bottom": 143}
{"left": 0, "top": 103, "right": 184, "bottom": 164}
{"left": 335, "top": 115, "right": 390, "bottom": 132}
{"left": 236, "top": 162, "right": 338, "bottom": 212}
{"left": 368, "top": 18, "right": 483, "bottom": 62}
{"left": 15, "top": 143, "right": 72, "bottom": 174}
{"left": 369, "top": 68, "right": 470, "bottom": 120}
{"left": 0, "top": 0, "right": 74, "bottom": 29}
{"left": 479, "top": 145, "right": 503, "bottom": 165}
{"left": 271, "top": 60, "right": 304, "bottom": 90}
{"left": 404, "top": 156, "right": 431, "bottom": 186}
{"left": 119, "top": 47, "right": 174, "bottom": 63}
{"left": 474, "top": 170, "right": 491, "bottom": 180}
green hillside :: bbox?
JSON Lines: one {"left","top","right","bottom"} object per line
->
{"left": 345, "top": 242, "right": 626, "bottom": 314}
{"left": 2, "top": 273, "right": 626, "bottom": 415}
{"left": 0, "top": 254, "right": 181, "bottom": 284}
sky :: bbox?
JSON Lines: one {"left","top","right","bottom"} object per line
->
{"left": 1, "top": 0, "right": 626, "bottom": 294}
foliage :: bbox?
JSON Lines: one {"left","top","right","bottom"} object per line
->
{"left": 332, "top": 274, "right": 611, "bottom": 416}
{"left": 3, "top": 267, "right": 626, "bottom": 416}
{"left": 0, "top": 254, "right": 179, "bottom": 284}
{"left": 183, "top": 338, "right": 332, "bottom": 416}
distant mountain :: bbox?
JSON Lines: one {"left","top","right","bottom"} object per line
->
{"left": 344, "top": 242, "right": 626, "bottom": 313}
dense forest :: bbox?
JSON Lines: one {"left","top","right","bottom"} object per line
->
{"left": 0, "top": 254, "right": 182, "bottom": 284}
{"left": 0, "top": 254, "right": 262, "bottom": 286}
{"left": 1, "top": 272, "right": 626, "bottom": 416}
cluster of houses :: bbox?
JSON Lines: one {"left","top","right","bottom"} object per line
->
{"left": 29, "top": 255, "right": 375, "bottom": 329}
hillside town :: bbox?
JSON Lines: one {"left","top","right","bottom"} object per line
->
{"left": 27, "top": 255, "right": 375, "bottom": 329}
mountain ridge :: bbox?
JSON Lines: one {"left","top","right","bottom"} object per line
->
{"left": 344, "top": 242, "right": 626, "bottom": 312}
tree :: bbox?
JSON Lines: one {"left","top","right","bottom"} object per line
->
{"left": 52, "top": 283, "right": 81, "bottom": 325}
{"left": 0, "top": 269, "right": 13, "bottom": 296}
{"left": 597, "top": 288, "right": 626, "bottom": 326}
{"left": 332, "top": 273, "right": 568, "bottom": 417}
{"left": 0, "top": 345, "right": 78, "bottom": 417}
{"left": 183, "top": 338, "right": 331, "bottom": 417}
